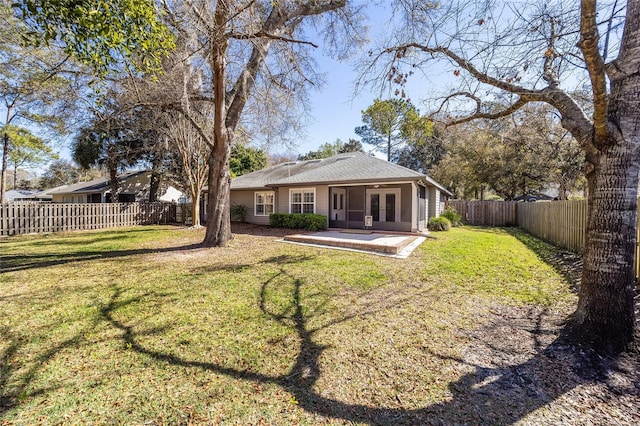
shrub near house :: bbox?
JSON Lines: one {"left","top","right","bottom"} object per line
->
{"left": 269, "top": 213, "right": 327, "bottom": 231}
{"left": 428, "top": 216, "right": 451, "bottom": 232}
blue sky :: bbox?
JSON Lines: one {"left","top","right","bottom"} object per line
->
{"left": 289, "top": 2, "right": 455, "bottom": 159}
{"left": 293, "top": 53, "right": 376, "bottom": 157}
{"left": 282, "top": 3, "right": 405, "bottom": 158}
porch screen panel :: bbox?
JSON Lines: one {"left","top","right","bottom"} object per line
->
{"left": 347, "top": 187, "right": 364, "bottom": 222}
{"left": 371, "top": 194, "right": 380, "bottom": 222}
{"left": 419, "top": 187, "right": 426, "bottom": 221}
{"left": 385, "top": 193, "right": 396, "bottom": 222}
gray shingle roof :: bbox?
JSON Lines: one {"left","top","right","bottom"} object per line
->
{"left": 231, "top": 152, "right": 452, "bottom": 195}
{"left": 47, "top": 170, "right": 148, "bottom": 195}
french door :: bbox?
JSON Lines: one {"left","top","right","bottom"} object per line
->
{"left": 366, "top": 189, "right": 401, "bottom": 223}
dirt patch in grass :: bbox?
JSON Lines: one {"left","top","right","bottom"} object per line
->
{"left": 1, "top": 225, "right": 638, "bottom": 425}
{"left": 454, "top": 303, "right": 640, "bottom": 425}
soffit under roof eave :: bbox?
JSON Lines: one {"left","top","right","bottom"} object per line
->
{"left": 263, "top": 177, "right": 424, "bottom": 187}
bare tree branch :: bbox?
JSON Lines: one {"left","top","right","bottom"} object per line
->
{"left": 227, "top": 30, "right": 319, "bottom": 47}
{"left": 433, "top": 91, "right": 482, "bottom": 116}
{"left": 578, "top": 0, "right": 608, "bottom": 144}
{"left": 378, "top": 41, "right": 593, "bottom": 142}
{"left": 445, "top": 97, "right": 531, "bottom": 127}
{"left": 383, "top": 43, "right": 539, "bottom": 97}
{"left": 183, "top": 0, "right": 214, "bottom": 33}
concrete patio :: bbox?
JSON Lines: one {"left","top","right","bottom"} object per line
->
{"left": 281, "top": 230, "right": 427, "bottom": 258}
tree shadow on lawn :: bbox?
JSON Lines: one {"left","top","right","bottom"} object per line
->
{"left": 0, "top": 287, "right": 175, "bottom": 416}
{"left": 90, "top": 254, "right": 636, "bottom": 424}
{"left": 503, "top": 227, "right": 583, "bottom": 293}
{"left": 0, "top": 242, "right": 205, "bottom": 274}
{"left": 1, "top": 325, "right": 80, "bottom": 415}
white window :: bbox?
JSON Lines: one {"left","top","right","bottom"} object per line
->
{"left": 255, "top": 191, "right": 274, "bottom": 216}
{"left": 290, "top": 188, "right": 315, "bottom": 214}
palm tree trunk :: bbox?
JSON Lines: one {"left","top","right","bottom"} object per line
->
{"left": 565, "top": 138, "right": 639, "bottom": 352}
{"left": 564, "top": 43, "right": 640, "bottom": 351}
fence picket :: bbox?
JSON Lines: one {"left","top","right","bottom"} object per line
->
{"left": 447, "top": 200, "right": 518, "bottom": 226}
{"left": 448, "top": 198, "right": 640, "bottom": 280}
{"left": 0, "top": 202, "right": 178, "bottom": 237}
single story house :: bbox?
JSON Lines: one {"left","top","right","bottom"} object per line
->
{"left": 47, "top": 170, "right": 183, "bottom": 203}
{"left": 229, "top": 152, "right": 452, "bottom": 232}
{"left": 4, "top": 189, "right": 35, "bottom": 201}
{"left": 16, "top": 187, "right": 60, "bottom": 202}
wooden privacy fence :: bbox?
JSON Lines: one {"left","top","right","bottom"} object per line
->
{"left": 447, "top": 200, "right": 518, "bottom": 226}
{"left": 516, "top": 200, "right": 588, "bottom": 253}
{"left": 0, "top": 202, "right": 177, "bottom": 237}
{"left": 448, "top": 199, "right": 640, "bottom": 279}
{"left": 447, "top": 199, "right": 588, "bottom": 252}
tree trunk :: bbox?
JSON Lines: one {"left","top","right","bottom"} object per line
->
{"left": 190, "top": 186, "right": 201, "bottom": 228}
{"left": 203, "top": 9, "right": 232, "bottom": 247}
{"left": 565, "top": 139, "right": 639, "bottom": 352}
{"left": 149, "top": 155, "right": 162, "bottom": 202}
{"left": 203, "top": 140, "right": 232, "bottom": 246}
{"left": 109, "top": 166, "right": 119, "bottom": 203}
{"left": 562, "top": 0, "right": 640, "bottom": 353}
{"left": 1, "top": 132, "right": 8, "bottom": 203}
{"left": 149, "top": 171, "right": 159, "bottom": 202}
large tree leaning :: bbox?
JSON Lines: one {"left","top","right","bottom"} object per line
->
{"left": 15, "top": 0, "right": 358, "bottom": 245}
{"left": 370, "top": 0, "right": 638, "bottom": 352}
{"left": 195, "top": 0, "right": 350, "bottom": 247}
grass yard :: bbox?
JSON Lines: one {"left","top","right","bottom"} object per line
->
{"left": 1, "top": 225, "right": 638, "bottom": 425}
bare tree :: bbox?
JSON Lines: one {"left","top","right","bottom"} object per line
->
{"left": 160, "top": 110, "right": 210, "bottom": 227}
{"left": 143, "top": 0, "right": 365, "bottom": 246}
{"left": 363, "top": 0, "right": 637, "bottom": 352}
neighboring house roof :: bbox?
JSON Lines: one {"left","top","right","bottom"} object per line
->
{"left": 513, "top": 193, "right": 556, "bottom": 202}
{"left": 5, "top": 189, "right": 35, "bottom": 201}
{"left": 13, "top": 188, "right": 56, "bottom": 201}
{"left": 231, "top": 152, "right": 453, "bottom": 196}
{"left": 47, "top": 170, "right": 148, "bottom": 195}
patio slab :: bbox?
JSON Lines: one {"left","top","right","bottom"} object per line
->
{"left": 281, "top": 230, "right": 427, "bottom": 258}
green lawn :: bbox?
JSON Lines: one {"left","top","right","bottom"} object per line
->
{"left": 0, "top": 225, "right": 575, "bottom": 424}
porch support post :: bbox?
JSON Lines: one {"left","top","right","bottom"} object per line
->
{"left": 411, "top": 181, "right": 418, "bottom": 232}
{"left": 363, "top": 186, "right": 367, "bottom": 230}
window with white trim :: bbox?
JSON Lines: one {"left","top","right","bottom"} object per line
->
{"left": 290, "top": 188, "right": 315, "bottom": 214}
{"left": 255, "top": 191, "right": 275, "bottom": 216}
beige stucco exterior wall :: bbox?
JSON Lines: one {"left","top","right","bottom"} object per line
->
{"left": 52, "top": 194, "right": 86, "bottom": 203}
{"left": 315, "top": 185, "right": 329, "bottom": 217}
{"left": 229, "top": 189, "right": 272, "bottom": 225}
{"left": 428, "top": 187, "right": 441, "bottom": 219}
{"left": 274, "top": 185, "right": 329, "bottom": 216}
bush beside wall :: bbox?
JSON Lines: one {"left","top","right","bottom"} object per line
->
{"left": 230, "top": 203, "right": 248, "bottom": 222}
{"left": 440, "top": 208, "right": 462, "bottom": 226}
{"left": 428, "top": 216, "right": 452, "bottom": 232}
{"left": 269, "top": 213, "right": 327, "bottom": 231}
